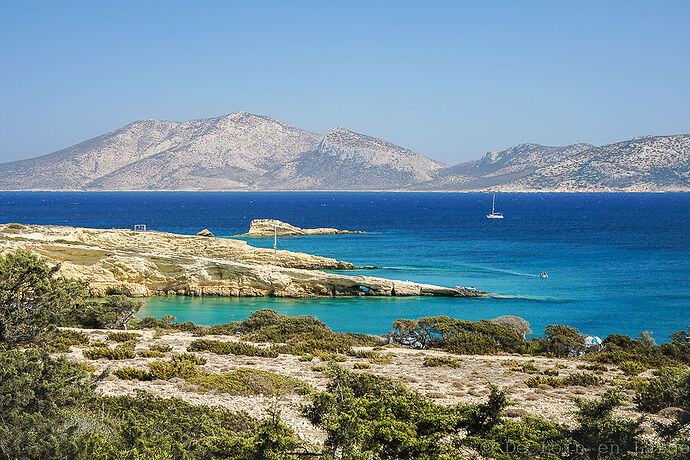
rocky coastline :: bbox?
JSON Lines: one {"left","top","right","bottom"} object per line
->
{"left": 0, "top": 223, "right": 483, "bottom": 298}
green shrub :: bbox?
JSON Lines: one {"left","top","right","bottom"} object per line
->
{"left": 83, "top": 342, "right": 135, "bottom": 360}
{"left": 190, "top": 368, "right": 310, "bottom": 396}
{"left": 542, "top": 369, "right": 559, "bottom": 376}
{"left": 619, "top": 360, "right": 646, "bottom": 376}
{"left": 188, "top": 339, "right": 278, "bottom": 357}
{"left": 577, "top": 363, "right": 608, "bottom": 372}
{"left": 527, "top": 372, "right": 600, "bottom": 389}
{"left": 49, "top": 328, "right": 90, "bottom": 351}
{"left": 390, "top": 316, "right": 529, "bottom": 354}
{"left": 106, "top": 331, "right": 141, "bottom": 342}
{"left": 5, "top": 223, "right": 25, "bottom": 229}
{"left": 62, "top": 295, "right": 142, "bottom": 330}
{"left": 315, "top": 351, "right": 347, "bottom": 362}
{"left": 304, "top": 365, "right": 513, "bottom": 458}
{"left": 114, "top": 367, "right": 153, "bottom": 381}
{"left": 369, "top": 353, "right": 393, "bottom": 365}
{"left": 346, "top": 349, "right": 378, "bottom": 359}
{"left": 311, "top": 366, "right": 327, "bottom": 372}
{"left": 172, "top": 353, "right": 207, "bottom": 365}
{"left": 0, "top": 251, "right": 86, "bottom": 346}
{"left": 353, "top": 362, "right": 371, "bottom": 370}
{"left": 97, "top": 392, "right": 298, "bottom": 458}
{"left": 298, "top": 354, "right": 313, "bottom": 362}
{"left": 511, "top": 363, "right": 540, "bottom": 374}
{"left": 148, "top": 344, "right": 172, "bottom": 352}
{"left": 563, "top": 372, "right": 601, "bottom": 387}
{"left": 149, "top": 358, "right": 200, "bottom": 380}
{"left": 537, "top": 325, "right": 585, "bottom": 357}
{"left": 0, "top": 348, "right": 100, "bottom": 458}
{"left": 423, "top": 356, "right": 462, "bottom": 368}
{"left": 635, "top": 367, "right": 690, "bottom": 413}
{"left": 526, "top": 376, "right": 563, "bottom": 388}
{"left": 136, "top": 350, "right": 165, "bottom": 358}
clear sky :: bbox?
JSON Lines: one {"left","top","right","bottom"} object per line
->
{"left": 1, "top": 0, "right": 689, "bottom": 165}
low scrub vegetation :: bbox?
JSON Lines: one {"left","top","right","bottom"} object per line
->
{"left": 116, "top": 354, "right": 308, "bottom": 396}
{"left": 188, "top": 338, "right": 279, "bottom": 357}
{"left": 423, "top": 356, "right": 462, "bottom": 368}
{"left": 4, "top": 250, "right": 690, "bottom": 458}
{"left": 106, "top": 331, "right": 141, "bottom": 342}
{"left": 526, "top": 372, "right": 601, "bottom": 389}
{"left": 83, "top": 342, "right": 136, "bottom": 360}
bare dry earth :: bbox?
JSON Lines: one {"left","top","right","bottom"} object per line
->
{"left": 63, "top": 328, "right": 655, "bottom": 448}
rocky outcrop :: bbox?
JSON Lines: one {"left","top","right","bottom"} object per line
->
{"left": 236, "top": 219, "right": 364, "bottom": 236}
{"left": 0, "top": 223, "right": 483, "bottom": 298}
{"left": 196, "top": 229, "right": 214, "bottom": 237}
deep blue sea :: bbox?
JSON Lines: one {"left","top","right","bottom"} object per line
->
{"left": 1, "top": 192, "right": 688, "bottom": 341}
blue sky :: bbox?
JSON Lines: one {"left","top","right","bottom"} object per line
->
{"left": 1, "top": 0, "right": 689, "bottom": 164}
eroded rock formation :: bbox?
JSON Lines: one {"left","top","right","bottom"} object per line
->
{"left": 236, "top": 219, "right": 364, "bottom": 236}
{"left": 0, "top": 223, "right": 482, "bottom": 298}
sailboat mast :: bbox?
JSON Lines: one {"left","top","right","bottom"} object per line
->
{"left": 492, "top": 194, "right": 495, "bottom": 214}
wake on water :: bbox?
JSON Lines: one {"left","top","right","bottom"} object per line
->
{"left": 384, "top": 264, "right": 542, "bottom": 278}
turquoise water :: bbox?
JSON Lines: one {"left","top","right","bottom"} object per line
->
{"left": 1, "top": 192, "right": 688, "bottom": 339}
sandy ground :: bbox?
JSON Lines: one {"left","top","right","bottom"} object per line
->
{"left": 63, "top": 328, "right": 652, "bottom": 447}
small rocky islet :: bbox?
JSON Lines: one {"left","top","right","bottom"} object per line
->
{"left": 234, "top": 218, "right": 365, "bottom": 236}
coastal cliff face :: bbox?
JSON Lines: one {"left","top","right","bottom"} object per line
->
{"left": 237, "top": 219, "right": 364, "bottom": 236}
{"left": 0, "top": 223, "right": 480, "bottom": 298}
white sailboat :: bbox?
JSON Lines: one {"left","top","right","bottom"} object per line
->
{"left": 486, "top": 194, "right": 504, "bottom": 219}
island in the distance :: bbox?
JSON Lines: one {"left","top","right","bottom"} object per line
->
{"left": 235, "top": 218, "right": 365, "bottom": 237}
{"left": 0, "top": 222, "right": 479, "bottom": 298}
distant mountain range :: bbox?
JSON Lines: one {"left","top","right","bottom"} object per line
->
{"left": 0, "top": 112, "right": 688, "bottom": 191}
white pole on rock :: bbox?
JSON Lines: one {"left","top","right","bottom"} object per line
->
{"left": 273, "top": 224, "right": 277, "bottom": 265}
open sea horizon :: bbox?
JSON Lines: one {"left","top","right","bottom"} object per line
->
{"left": 0, "top": 191, "right": 688, "bottom": 342}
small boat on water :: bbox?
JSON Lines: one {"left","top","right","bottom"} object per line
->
{"left": 539, "top": 272, "right": 549, "bottom": 278}
{"left": 486, "top": 194, "right": 504, "bottom": 219}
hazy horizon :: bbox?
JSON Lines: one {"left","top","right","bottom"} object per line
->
{"left": 1, "top": 1, "right": 689, "bottom": 165}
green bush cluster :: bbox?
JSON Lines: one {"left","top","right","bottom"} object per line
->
{"left": 61, "top": 295, "right": 142, "bottom": 330}
{"left": 187, "top": 338, "right": 279, "bottom": 357}
{"left": 634, "top": 367, "right": 690, "bottom": 413}
{"left": 586, "top": 330, "right": 690, "bottom": 369}
{"left": 149, "top": 343, "right": 172, "bottom": 352}
{"left": 303, "top": 367, "right": 690, "bottom": 459}
{"left": 577, "top": 363, "right": 608, "bottom": 372}
{"left": 48, "top": 328, "right": 90, "bottom": 352}
{"left": 510, "top": 363, "right": 540, "bottom": 374}
{"left": 352, "top": 362, "right": 371, "bottom": 370}
{"left": 114, "top": 367, "right": 154, "bottom": 381}
{"left": 526, "top": 372, "right": 601, "bottom": 388}
{"left": 619, "top": 360, "right": 646, "bottom": 376}
{"left": 136, "top": 349, "right": 166, "bottom": 358}
{"left": 423, "top": 356, "right": 462, "bottom": 368}
{"left": 83, "top": 342, "right": 135, "bottom": 360}
{"left": 116, "top": 354, "right": 309, "bottom": 396}
{"left": 391, "top": 316, "right": 530, "bottom": 355}
{"left": 191, "top": 368, "right": 311, "bottom": 396}
{"left": 106, "top": 331, "right": 141, "bottom": 342}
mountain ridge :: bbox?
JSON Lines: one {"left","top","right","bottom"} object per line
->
{"left": 0, "top": 112, "right": 688, "bottom": 191}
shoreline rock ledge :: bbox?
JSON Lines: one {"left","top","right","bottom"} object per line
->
{"left": 0, "top": 223, "right": 483, "bottom": 299}
{"left": 235, "top": 219, "right": 364, "bottom": 236}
